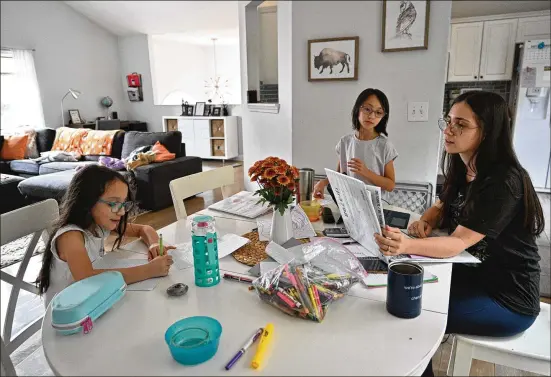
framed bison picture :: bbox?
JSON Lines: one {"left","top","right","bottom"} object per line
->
{"left": 308, "top": 36, "right": 359, "bottom": 82}
{"left": 382, "top": 0, "right": 430, "bottom": 52}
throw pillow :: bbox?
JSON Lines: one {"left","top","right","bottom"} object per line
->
{"left": 1, "top": 134, "right": 29, "bottom": 160}
{"left": 51, "top": 127, "right": 88, "bottom": 154}
{"left": 13, "top": 126, "right": 39, "bottom": 158}
{"left": 151, "top": 141, "right": 176, "bottom": 162}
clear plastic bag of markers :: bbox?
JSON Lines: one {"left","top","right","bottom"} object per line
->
{"left": 252, "top": 238, "right": 369, "bottom": 322}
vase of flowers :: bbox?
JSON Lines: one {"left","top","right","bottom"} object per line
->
{"left": 249, "top": 157, "right": 299, "bottom": 245}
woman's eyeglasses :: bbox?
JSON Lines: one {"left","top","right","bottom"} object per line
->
{"left": 438, "top": 117, "right": 477, "bottom": 136}
{"left": 360, "top": 106, "right": 386, "bottom": 119}
{"left": 98, "top": 199, "right": 134, "bottom": 213}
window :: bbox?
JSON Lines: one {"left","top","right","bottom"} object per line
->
{"left": 1, "top": 49, "right": 45, "bottom": 135}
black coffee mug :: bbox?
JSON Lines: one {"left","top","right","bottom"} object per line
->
{"left": 386, "top": 261, "right": 424, "bottom": 319}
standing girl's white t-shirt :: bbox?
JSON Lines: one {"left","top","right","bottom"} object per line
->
{"left": 44, "top": 224, "right": 109, "bottom": 308}
{"left": 336, "top": 133, "right": 398, "bottom": 186}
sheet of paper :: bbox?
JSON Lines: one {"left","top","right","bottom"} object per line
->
{"left": 366, "top": 271, "right": 438, "bottom": 287}
{"left": 92, "top": 258, "right": 160, "bottom": 291}
{"left": 345, "top": 244, "right": 378, "bottom": 258}
{"left": 170, "top": 233, "right": 250, "bottom": 269}
{"left": 208, "top": 191, "right": 271, "bottom": 219}
{"left": 260, "top": 261, "right": 280, "bottom": 275}
{"left": 325, "top": 169, "right": 382, "bottom": 258}
{"left": 257, "top": 205, "right": 317, "bottom": 241}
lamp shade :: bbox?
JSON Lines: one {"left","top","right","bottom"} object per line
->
{"left": 68, "top": 89, "right": 81, "bottom": 99}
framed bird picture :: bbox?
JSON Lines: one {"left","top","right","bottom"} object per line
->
{"left": 382, "top": 0, "right": 430, "bottom": 52}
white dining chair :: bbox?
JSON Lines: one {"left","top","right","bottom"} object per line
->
{"left": 0, "top": 199, "right": 59, "bottom": 376}
{"left": 169, "top": 166, "right": 235, "bottom": 220}
{"left": 447, "top": 302, "right": 551, "bottom": 376}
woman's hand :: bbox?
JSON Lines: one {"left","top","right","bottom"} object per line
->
{"left": 313, "top": 180, "right": 328, "bottom": 199}
{"left": 347, "top": 158, "right": 370, "bottom": 177}
{"left": 148, "top": 243, "right": 176, "bottom": 261}
{"left": 147, "top": 254, "right": 174, "bottom": 278}
{"left": 374, "top": 225, "right": 411, "bottom": 256}
{"left": 407, "top": 220, "right": 433, "bottom": 239}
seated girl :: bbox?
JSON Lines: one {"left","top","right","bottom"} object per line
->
{"left": 36, "top": 165, "right": 175, "bottom": 307}
{"left": 314, "top": 88, "right": 398, "bottom": 198}
{"left": 373, "top": 91, "right": 544, "bottom": 376}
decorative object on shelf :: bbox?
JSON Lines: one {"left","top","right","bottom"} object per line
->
{"left": 126, "top": 72, "right": 143, "bottom": 102}
{"left": 212, "top": 107, "right": 221, "bottom": 116}
{"left": 204, "top": 104, "right": 212, "bottom": 117}
{"left": 61, "top": 88, "right": 81, "bottom": 126}
{"left": 181, "top": 100, "right": 193, "bottom": 116}
{"left": 382, "top": 0, "right": 430, "bottom": 52}
{"left": 308, "top": 36, "right": 359, "bottom": 82}
{"left": 68, "top": 109, "right": 82, "bottom": 125}
{"left": 195, "top": 102, "right": 206, "bottom": 116}
{"left": 100, "top": 96, "right": 113, "bottom": 119}
{"left": 248, "top": 157, "right": 300, "bottom": 245}
{"left": 204, "top": 38, "right": 231, "bottom": 103}
{"left": 222, "top": 103, "right": 229, "bottom": 116}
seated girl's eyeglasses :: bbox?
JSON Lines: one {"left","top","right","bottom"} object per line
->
{"left": 360, "top": 106, "right": 386, "bottom": 118}
{"left": 98, "top": 199, "right": 134, "bottom": 213}
{"left": 438, "top": 117, "right": 477, "bottom": 135}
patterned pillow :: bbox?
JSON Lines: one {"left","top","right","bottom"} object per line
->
{"left": 51, "top": 127, "right": 89, "bottom": 154}
{"left": 80, "top": 130, "right": 119, "bottom": 156}
{"left": 12, "top": 126, "right": 39, "bottom": 158}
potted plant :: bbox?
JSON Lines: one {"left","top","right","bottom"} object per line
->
{"left": 249, "top": 157, "right": 299, "bottom": 244}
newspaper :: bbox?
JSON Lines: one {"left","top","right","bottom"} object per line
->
{"left": 208, "top": 191, "right": 271, "bottom": 219}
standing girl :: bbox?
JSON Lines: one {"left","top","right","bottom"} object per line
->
{"left": 36, "top": 165, "right": 174, "bottom": 307}
{"left": 314, "top": 88, "right": 398, "bottom": 198}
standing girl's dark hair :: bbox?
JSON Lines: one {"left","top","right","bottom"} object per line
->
{"left": 439, "top": 91, "right": 544, "bottom": 235}
{"left": 351, "top": 88, "right": 391, "bottom": 136}
{"left": 36, "top": 165, "right": 134, "bottom": 294}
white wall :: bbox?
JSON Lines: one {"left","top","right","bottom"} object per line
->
{"left": 0, "top": 1, "right": 127, "bottom": 128}
{"left": 239, "top": 0, "right": 293, "bottom": 191}
{"left": 291, "top": 1, "right": 452, "bottom": 187}
{"left": 149, "top": 36, "right": 241, "bottom": 105}
{"left": 258, "top": 5, "right": 278, "bottom": 85}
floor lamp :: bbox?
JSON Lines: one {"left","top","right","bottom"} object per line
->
{"left": 61, "top": 89, "right": 81, "bottom": 126}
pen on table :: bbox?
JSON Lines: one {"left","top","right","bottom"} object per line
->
{"left": 223, "top": 273, "right": 254, "bottom": 284}
{"left": 251, "top": 323, "right": 274, "bottom": 370}
{"left": 225, "top": 327, "right": 263, "bottom": 370}
{"left": 159, "top": 234, "right": 163, "bottom": 256}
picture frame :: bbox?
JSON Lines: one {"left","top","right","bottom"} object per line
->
{"left": 186, "top": 106, "right": 194, "bottom": 116}
{"left": 204, "top": 104, "right": 212, "bottom": 117}
{"left": 382, "top": 0, "right": 430, "bottom": 52}
{"left": 68, "top": 109, "right": 82, "bottom": 124}
{"left": 308, "top": 36, "right": 359, "bottom": 82}
{"left": 212, "top": 107, "right": 221, "bottom": 116}
{"left": 195, "top": 102, "right": 206, "bottom": 116}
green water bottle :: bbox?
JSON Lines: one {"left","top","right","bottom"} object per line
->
{"left": 191, "top": 215, "right": 220, "bottom": 287}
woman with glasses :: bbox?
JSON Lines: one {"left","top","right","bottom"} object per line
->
{"left": 373, "top": 91, "right": 544, "bottom": 376}
{"left": 36, "top": 165, "right": 175, "bottom": 308}
{"left": 314, "top": 88, "right": 398, "bottom": 198}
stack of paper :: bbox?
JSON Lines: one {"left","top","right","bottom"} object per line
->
{"left": 257, "top": 205, "right": 317, "bottom": 241}
{"left": 208, "top": 191, "right": 271, "bottom": 219}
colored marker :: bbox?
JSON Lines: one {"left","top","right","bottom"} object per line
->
{"left": 225, "top": 328, "right": 263, "bottom": 370}
{"left": 159, "top": 234, "right": 163, "bottom": 256}
{"left": 223, "top": 273, "right": 254, "bottom": 284}
{"left": 251, "top": 323, "right": 275, "bottom": 370}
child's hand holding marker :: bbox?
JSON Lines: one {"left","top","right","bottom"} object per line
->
{"left": 148, "top": 233, "right": 176, "bottom": 261}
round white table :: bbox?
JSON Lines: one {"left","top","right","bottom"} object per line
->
{"left": 42, "top": 206, "right": 451, "bottom": 376}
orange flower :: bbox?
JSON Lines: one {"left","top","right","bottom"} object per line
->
{"left": 277, "top": 175, "right": 290, "bottom": 186}
{"left": 248, "top": 166, "right": 257, "bottom": 176}
{"left": 274, "top": 166, "right": 287, "bottom": 175}
{"left": 287, "top": 182, "right": 295, "bottom": 191}
{"left": 250, "top": 174, "right": 259, "bottom": 182}
{"left": 264, "top": 168, "right": 277, "bottom": 179}
{"left": 291, "top": 166, "right": 299, "bottom": 179}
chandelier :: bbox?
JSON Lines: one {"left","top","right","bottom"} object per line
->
{"left": 204, "top": 38, "right": 231, "bottom": 103}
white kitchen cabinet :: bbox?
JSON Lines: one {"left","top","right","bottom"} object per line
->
{"left": 448, "top": 22, "right": 484, "bottom": 82}
{"left": 448, "top": 19, "right": 517, "bottom": 82}
{"left": 163, "top": 116, "right": 239, "bottom": 160}
{"left": 516, "top": 15, "right": 551, "bottom": 43}
{"left": 479, "top": 19, "right": 518, "bottom": 81}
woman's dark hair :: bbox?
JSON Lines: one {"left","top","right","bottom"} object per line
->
{"left": 36, "top": 165, "right": 134, "bottom": 295}
{"left": 439, "top": 91, "right": 544, "bottom": 235}
{"left": 352, "top": 88, "right": 390, "bottom": 136}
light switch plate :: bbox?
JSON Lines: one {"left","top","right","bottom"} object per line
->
{"left": 408, "top": 102, "right": 429, "bottom": 122}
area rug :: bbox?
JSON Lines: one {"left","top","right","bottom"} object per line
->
{"left": 0, "top": 206, "right": 150, "bottom": 269}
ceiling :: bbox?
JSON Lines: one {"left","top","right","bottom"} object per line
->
{"left": 65, "top": 1, "right": 239, "bottom": 40}
{"left": 451, "top": 0, "right": 550, "bottom": 18}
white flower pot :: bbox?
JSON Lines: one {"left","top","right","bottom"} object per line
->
{"left": 270, "top": 207, "right": 293, "bottom": 245}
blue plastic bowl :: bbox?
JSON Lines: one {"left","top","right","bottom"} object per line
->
{"left": 165, "top": 316, "right": 222, "bottom": 365}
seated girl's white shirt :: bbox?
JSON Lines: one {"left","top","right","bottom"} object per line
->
{"left": 336, "top": 133, "right": 398, "bottom": 188}
{"left": 44, "top": 224, "right": 108, "bottom": 308}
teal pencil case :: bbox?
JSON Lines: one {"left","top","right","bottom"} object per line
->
{"left": 51, "top": 271, "right": 126, "bottom": 335}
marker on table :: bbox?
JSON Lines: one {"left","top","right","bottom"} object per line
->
{"left": 223, "top": 273, "right": 254, "bottom": 284}
{"left": 159, "top": 234, "right": 163, "bottom": 256}
{"left": 225, "top": 327, "right": 263, "bottom": 370}
{"left": 251, "top": 323, "right": 274, "bottom": 370}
